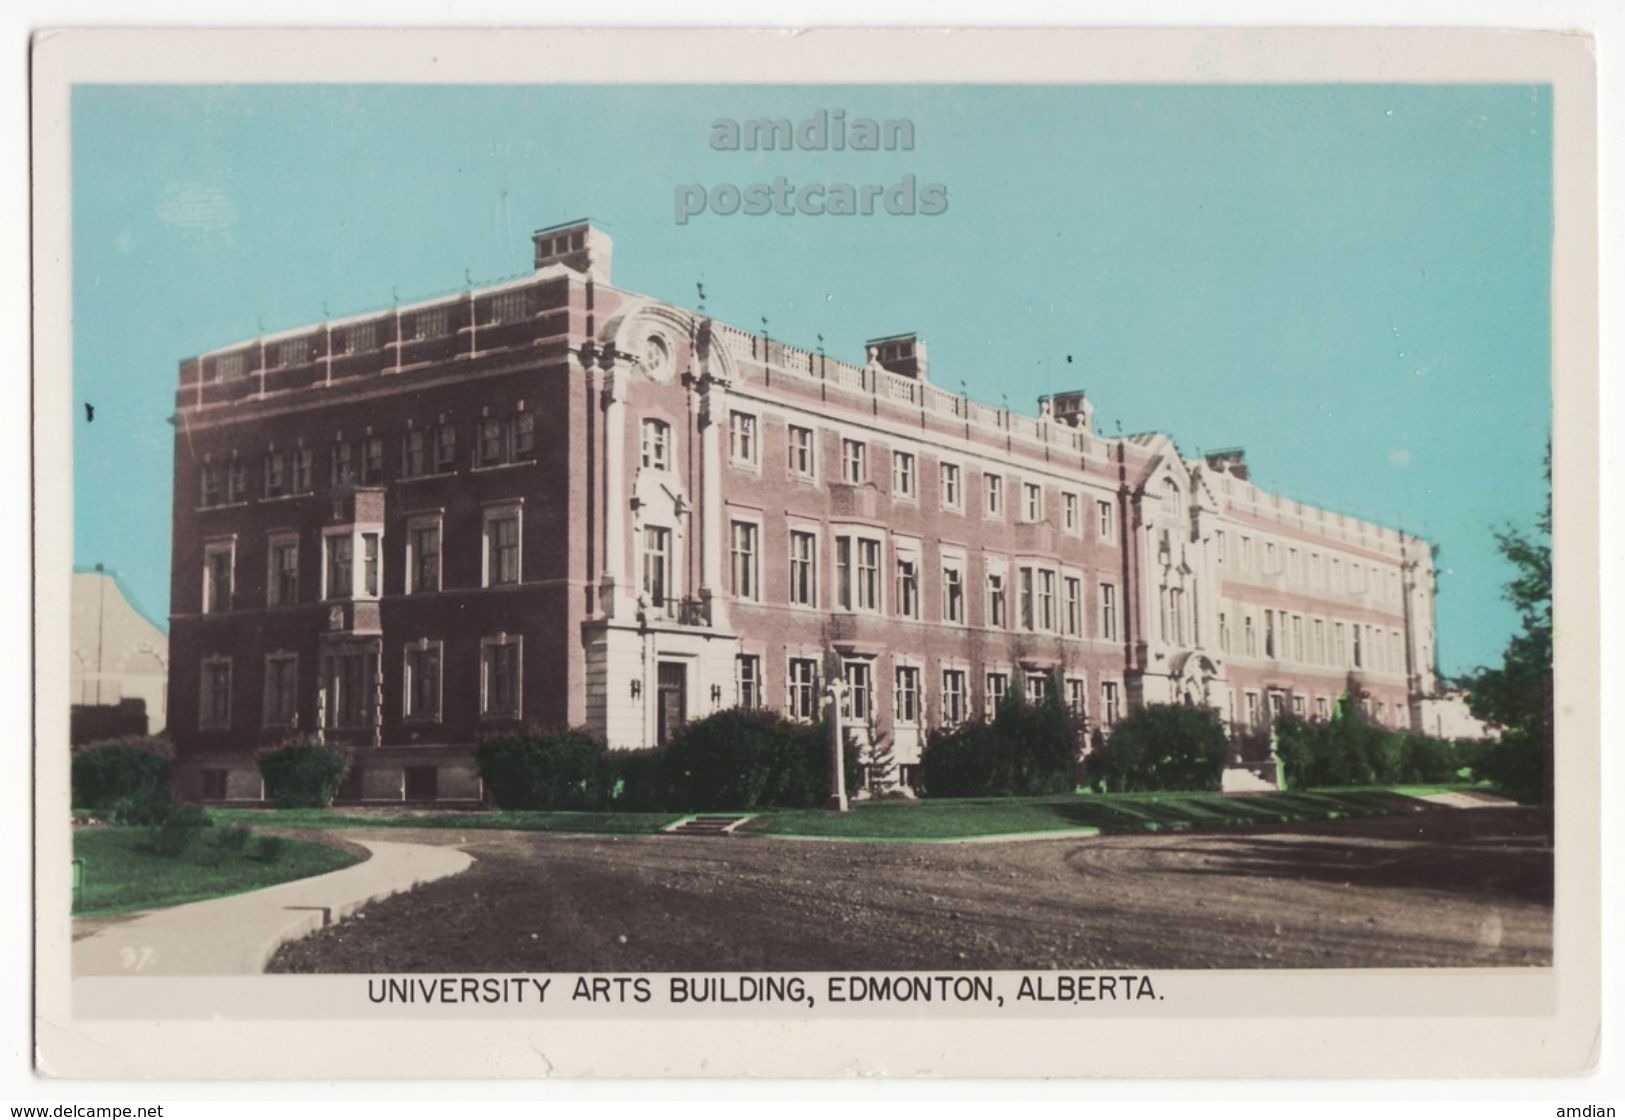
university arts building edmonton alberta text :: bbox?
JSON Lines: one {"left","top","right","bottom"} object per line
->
{"left": 168, "top": 219, "right": 1443, "bottom": 804}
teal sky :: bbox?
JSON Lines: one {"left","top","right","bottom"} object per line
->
{"left": 70, "top": 84, "right": 1552, "bottom": 678}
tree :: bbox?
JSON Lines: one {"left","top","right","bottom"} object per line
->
{"left": 1464, "top": 446, "right": 1552, "bottom": 809}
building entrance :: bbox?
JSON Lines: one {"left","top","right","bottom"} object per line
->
{"left": 656, "top": 661, "right": 687, "bottom": 747}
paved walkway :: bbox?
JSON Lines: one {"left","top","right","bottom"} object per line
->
{"left": 73, "top": 838, "right": 473, "bottom": 976}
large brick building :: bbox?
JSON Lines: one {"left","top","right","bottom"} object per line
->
{"left": 168, "top": 220, "right": 1441, "bottom": 803}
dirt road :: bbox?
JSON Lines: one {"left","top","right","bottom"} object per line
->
{"left": 268, "top": 807, "right": 1551, "bottom": 972}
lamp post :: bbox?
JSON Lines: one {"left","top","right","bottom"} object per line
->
{"left": 824, "top": 678, "right": 850, "bottom": 813}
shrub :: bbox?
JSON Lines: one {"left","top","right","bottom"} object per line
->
{"left": 600, "top": 747, "right": 669, "bottom": 811}
{"left": 107, "top": 793, "right": 174, "bottom": 826}
{"left": 476, "top": 727, "right": 604, "bottom": 810}
{"left": 212, "top": 823, "right": 253, "bottom": 851}
{"left": 1403, "top": 734, "right": 1462, "bottom": 784}
{"left": 660, "top": 708, "right": 792, "bottom": 811}
{"left": 71, "top": 743, "right": 171, "bottom": 811}
{"left": 140, "top": 802, "right": 212, "bottom": 857}
{"left": 251, "top": 834, "right": 287, "bottom": 863}
{"left": 922, "top": 680, "right": 1078, "bottom": 798}
{"left": 1272, "top": 709, "right": 1467, "bottom": 789}
{"left": 1083, "top": 704, "right": 1227, "bottom": 793}
{"left": 1474, "top": 731, "right": 1543, "bottom": 803}
{"left": 257, "top": 740, "right": 348, "bottom": 809}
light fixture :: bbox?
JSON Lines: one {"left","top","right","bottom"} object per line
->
{"left": 629, "top": 679, "right": 642, "bottom": 700}
{"left": 710, "top": 684, "right": 722, "bottom": 705}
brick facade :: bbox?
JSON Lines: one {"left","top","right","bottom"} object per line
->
{"left": 168, "top": 220, "right": 1441, "bottom": 803}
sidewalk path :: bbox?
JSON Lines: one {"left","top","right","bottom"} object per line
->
{"left": 73, "top": 838, "right": 473, "bottom": 976}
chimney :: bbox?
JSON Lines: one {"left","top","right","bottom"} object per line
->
{"left": 865, "top": 333, "right": 928, "bottom": 381}
{"left": 533, "top": 219, "right": 613, "bottom": 284}
{"left": 1204, "top": 447, "right": 1249, "bottom": 480}
{"left": 1047, "top": 390, "right": 1094, "bottom": 432}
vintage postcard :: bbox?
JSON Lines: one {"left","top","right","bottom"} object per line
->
{"left": 30, "top": 26, "right": 1599, "bottom": 1079}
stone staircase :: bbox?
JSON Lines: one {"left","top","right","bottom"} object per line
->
{"left": 664, "top": 814, "right": 754, "bottom": 837}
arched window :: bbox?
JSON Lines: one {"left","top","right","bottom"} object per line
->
{"left": 1163, "top": 477, "right": 1183, "bottom": 518}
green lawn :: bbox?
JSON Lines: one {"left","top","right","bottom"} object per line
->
{"left": 210, "top": 807, "right": 686, "bottom": 835}
{"left": 72, "top": 826, "right": 361, "bottom": 916}
{"left": 748, "top": 787, "right": 1445, "bottom": 840}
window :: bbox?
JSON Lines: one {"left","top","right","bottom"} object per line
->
{"left": 1023, "top": 482, "right": 1043, "bottom": 523}
{"left": 986, "top": 672, "right": 1010, "bottom": 713}
{"left": 941, "top": 462, "right": 963, "bottom": 510}
{"left": 895, "top": 549, "right": 920, "bottom": 619}
{"left": 199, "top": 463, "right": 223, "bottom": 508}
{"left": 892, "top": 451, "right": 916, "bottom": 498}
{"left": 1063, "top": 576, "right": 1082, "bottom": 636}
{"left": 985, "top": 473, "right": 1003, "bottom": 517}
{"left": 512, "top": 414, "right": 536, "bottom": 461}
{"left": 1291, "top": 615, "right": 1304, "bottom": 662}
{"left": 331, "top": 441, "right": 357, "bottom": 488}
{"left": 1353, "top": 624, "right": 1364, "bottom": 668}
{"left": 290, "top": 448, "right": 313, "bottom": 494}
{"left": 1245, "top": 614, "right": 1257, "bottom": 656}
{"left": 263, "top": 653, "right": 297, "bottom": 727}
{"left": 203, "top": 541, "right": 234, "bottom": 614}
{"left": 642, "top": 526, "right": 671, "bottom": 607}
{"left": 199, "top": 658, "right": 232, "bottom": 728}
{"left": 1315, "top": 696, "right": 1330, "bottom": 721}
{"left": 842, "top": 438, "right": 867, "bottom": 484}
{"left": 264, "top": 450, "right": 289, "bottom": 498}
{"left": 1245, "top": 691, "right": 1261, "bottom": 727}
{"left": 1063, "top": 492, "right": 1079, "bottom": 533}
{"left": 942, "top": 669, "right": 968, "bottom": 726}
{"left": 477, "top": 418, "right": 506, "bottom": 467}
{"left": 730, "top": 521, "right": 760, "bottom": 601}
{"left": 893, "top": 665, "right": 921, "bottom": 724}
{"left": 1218, "top": 611, "right": 1230, "bottom": 653}
{"left": 1292, "top": 694, "right": 1306, "bottom": 717}
{"left": 736, "top": 654, "right": 762, "bottom": 709}
{"left": 987, "top": 571, "right": 1007, "bottom": 628}
{"left": 842, "top": 660, "right": 873, "bottom": 722}
{"left": 856, "top": 539, "right": 881, "bottom": 611}
{"left": 788, "top": 530, "right": 817, "bottom": 606}
{"left": 1335, "top": 622, "right": 1347, "bottom": 666}
{"left": 788, "top": 658, "right": 820, "bottom": 721}
{"left": 787, "top": 425, "right": 815, "bottom": 477}
{"left": 226, "top": 460, "right": 247, "bottom": 504}
{"left": 481, "top": 635, "right": 522, "bottom": 719}
{"left": 1265, "top": 541, "right": 1278, "bottom": 574}
{"left": 1241, "top": 536, "right": 1255, "bottom": 571}
{"left": 324, "top": 534, "right": 352, "bottom": 600}
{"left": 1215, "top": 530, "right": 1227, "bottom": 563}
{"left": 1314, "top": 619, "right": 1327, "bottom": 665}
{"left": 1098, "top": 582, "right": 1118, "bottom": 640}
{"left": 434, "top": 425, "right": 457, "bottom": 473}
{"left": 1018, "top": 568, "right": 1035, "bottom": 631}
{"left": 403, "top": 641, "right": 442, "bottom": 721}
{"left": 641, "top": 419, "right": 671, "bottom": 470}
{"left": 1163, "top": 478, "right": 1183, "bottom": 518}
{"left": 484, "top": 507, "right": 521, "bottom": 587}
{"left": 361, "top": 532, "right": 381, "bottom": 598}
{"left": 402, "top": 430, "right": 430, "bottom": 478}
{"left": 1098, "top": 500, "right": 1116, "bottom": 542}
{"left": 942, "top": 559, "right": 965, "bottom": 624}
{"left": 1264, "top": 610, "right": 1277, "bottom": 658}
{"left": 361, "top": 437, "right": 385, "bottom": 484}
{"left": 1038, "top": 570, "right": 1057, "bottom": 632}
{"left": 410, "top": 307, "right": 449, "bottom": 341}
{"left": 321, "top": 643, "right": 379, "bottom": 729}
{"left": 1066, "top": 678, "right": 1087, "bottom": 719}
{"left": 730, "top": 411, "right": 758, "bottom": 465}
{"left": 267, "top": 535, "right": 299, "bottom": 607}
{"left": 407, "top": 519, "right": 440, "bottom": 594}
{"left": 1024, "top": 674, "right": 1049, "bottom": 705}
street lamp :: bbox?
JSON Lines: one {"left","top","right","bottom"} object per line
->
{"left": 823, "top": 678, "right": 850, "bottom": 813}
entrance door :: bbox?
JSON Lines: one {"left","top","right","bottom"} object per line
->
{"left": 656, "top": 661, "right": 687, "bottom": 747}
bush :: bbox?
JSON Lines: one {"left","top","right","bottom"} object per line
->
{"left": 71, "top": 743, "right": 171, "bottom": 811}
{"left": 1083, "top": 705, "right": 1228, "bottom": 793}
{"left": 140, "top": 802, "right": 212, "bottom": 857}
{"left": 1474, "top": 731, "right": 1543, "bottom": 803}
{"left": 107, "top": 792, "right": 174, "bottom": 826}
{"left": 476, "top": 727, "right": 605, "bottom": 810}
{"left": 251, "top": 834, "right": 287, "bottom": 863}
{"left": 922, "top": 681, "right": 1079, "bottom": 798}
{"left": 257, "top": 741, "right": 348, "bottom": 809}
{"left": 1272, "top": 708, "right": 1468, "bottom": 789}
{"left": 600, "top": 747, "right": 669, "bottom": 811}
{"left": 212, "top": 823, "right": 253, "bottom": 851}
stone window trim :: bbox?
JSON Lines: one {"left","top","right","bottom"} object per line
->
{"left": 479, "top": 632, "right": 524, "bottom": 721}
{"left": 201, "top": 536, "right": 237, "bottom": 615}
{"left": 265, "top": 531, "right": 300, "bottom": 609}
{"left": 481, "top": 500, "right": 524, "bottom": 589}
{"left": 405, "top": 512, "right": 444, "bottom": 595}
{"left": 262, "top": 650, "right": 299, "bottom": 730}
{"left": 198, "top": 655, "right": 233, "bottom": 730}
{"left": 729, "top": 514, "right": 764, "bottom": 604}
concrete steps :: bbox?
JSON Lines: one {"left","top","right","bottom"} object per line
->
{"left": 664, "top": 815, "right": 754, "bottom": 837}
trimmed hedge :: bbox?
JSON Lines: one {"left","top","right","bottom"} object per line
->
{"left": 476, "top": 728, "right": 605, "bottom": 810}
{"left": 257, "top": 742, "right": 348, "bottom": 809}
{"left": 71, "top": 741, "right": 171, "bottom": 811}
{"left": 922, "top": 681, "right": 1079, "bottom": 798}
{"left": 1082, "top": 704, "right": 1228, "bottom": 793}
{"left": 658, "top": 708, "right": 857, "bottom": 811}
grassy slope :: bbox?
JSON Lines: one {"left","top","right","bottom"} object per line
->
{"left": 749, "top": 788, "right": 1440, "bottom": 839}
{"left": 211, "top": 808, "right": 686, "bottom": 834}
{"left": 72, "top": 827, "right": 361, "bottom": 916}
